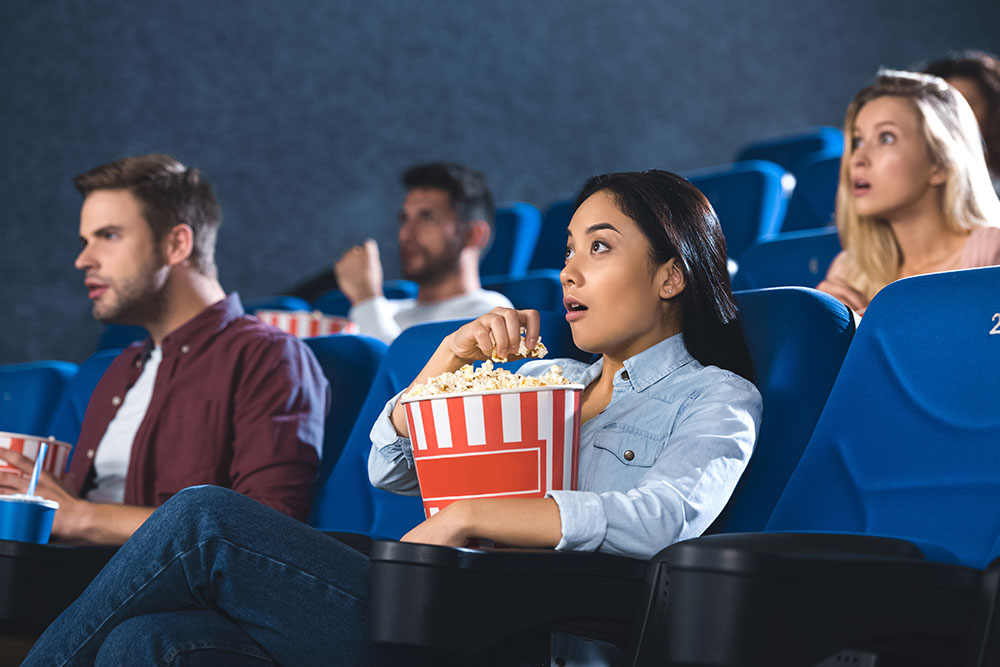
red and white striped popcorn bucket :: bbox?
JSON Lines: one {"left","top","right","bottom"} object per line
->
{"left": 255, "top": 310, "right": 357, "bottom": 338}
{"left": 0, "top": 432, "right": 73, "bottom": 479}
{"left": 402, "top": 385, "right": 584, "bottom": 518}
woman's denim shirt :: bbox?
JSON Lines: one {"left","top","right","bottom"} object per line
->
{"left": 368, "top": 333, "right": 762, "bottom": 560}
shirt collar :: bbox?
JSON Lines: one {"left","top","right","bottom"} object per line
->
{"left": 567, "top": 333, "right": 695, "bottom": 393}
{"left": 157, "top": 293, "right": 245, "bottom": 356}
{"left": 621, "top": 333, "right": 694, "bottom": 392}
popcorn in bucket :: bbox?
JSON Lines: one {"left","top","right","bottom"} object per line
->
{"left": 401, "top": 366, "right": 584, "bottom": 518}
{"left": 255, "top": 310, "right": 357, "bottom": 338}
{"left": 0, "top": 432, "right": 73, "bottom": 479}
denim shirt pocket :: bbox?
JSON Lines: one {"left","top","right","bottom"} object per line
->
{"left": 592, "top": 422, "right": 663, "bottom": 467}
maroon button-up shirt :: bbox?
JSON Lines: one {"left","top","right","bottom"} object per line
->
{"left": 68, "top": 294, "right": 329, "bottom": 521}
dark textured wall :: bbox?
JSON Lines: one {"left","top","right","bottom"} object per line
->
{"left": 2, "top": 0, "right": 997, "bottom": 363}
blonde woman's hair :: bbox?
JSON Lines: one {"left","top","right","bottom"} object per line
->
{"left": 836, "top": 69, "right": 1000, "bottom": 300}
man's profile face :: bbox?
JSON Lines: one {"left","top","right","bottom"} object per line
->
{"left": 398, "top": 187, "right": 466, "bottom": 284}
{"left": 74, "top": 189, "right": 169, "bottom": 325}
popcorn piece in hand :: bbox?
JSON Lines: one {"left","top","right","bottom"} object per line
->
{"left": 404, "top": 360, "right": 570, "bottom": 398}
{"left": 491, "top": 329, "right": 548, "bottom": 363}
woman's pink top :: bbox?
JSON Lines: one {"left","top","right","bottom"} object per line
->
{"left": 818, "top": 226, "right": 1000, "bottom": 315}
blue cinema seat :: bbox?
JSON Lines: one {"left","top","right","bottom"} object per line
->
{"left": 46, "top": 349, "right": 120, "bottom": 451}
{"left": 312, "top": 280, "right": 418, "bottom": 317}
{"left": 529, "top": 198, "right": 574, "bottom": 272}
{"left": 708, "top": 287, "right": 854, "bottom": 534}
{"left": 780, "top": 149, "right": 842, "bottom": 233}
{"left": 367, "top": 286, "right": 856, "bottom": 661}
{"left": 303, "top": 334, "right": 387, "bottom": 527}
{"left": 684, "top": 160, "right": 789, "bottom": 261}
{"left": 629, "top": 266, "right": 1000, "bottom": 667}
{"left": 732, "top": 226, "right": 842, "bottom": 291}
{"left": 0, "top": 360, "right": 77, "bottom": 437}
{"left": 241, "top": 294, "right": 312, "bottom": 313}
{"left": 735, "top": 126, "right": 844, "bottom": 174}
{"left": 483, "top": 269, "right": 564, "bottom": 312}
{"left": 309, "top": 312, "right": 590, "bottom": 537}
{"left": 480, "top": 202, "right": 543, "bottom": 279}
{"left": 95, "top": 324, "right": 147, "bottom": 351}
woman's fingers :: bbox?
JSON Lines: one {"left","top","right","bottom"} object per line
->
{"left": 451, "top": 307, "right": 542, "bottom": 361}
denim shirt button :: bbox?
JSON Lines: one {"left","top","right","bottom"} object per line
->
{"left": 621, "top": 370, "right": 629, "bottom": 381}
{"left": 555, "top": 658, "right": 566, "bottom": 667}
{"left": 623, "top": 449, "right": 635, "bottom": 461}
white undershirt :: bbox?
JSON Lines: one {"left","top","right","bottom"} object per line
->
{"left": 86, "top": 346, "right": 162, "bottom": 503}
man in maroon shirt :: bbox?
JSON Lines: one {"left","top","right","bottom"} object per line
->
{"left": 0, "top": 154, "right": 329, "bottom": 544}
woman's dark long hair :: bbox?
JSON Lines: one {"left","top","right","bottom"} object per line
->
{"left": 575, "top": 170, "right": 754, "bottom": 383}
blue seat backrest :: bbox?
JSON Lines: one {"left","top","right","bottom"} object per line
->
{"left": 708, "top": 288, "right": 855, "bottom": 533}
{"left": 735, "top": 126, "right": 844, "bottom": 174}
{"left": 241, "top": 294, "right": 312, "bottom": 313}
{"left": 96, "top": 325, "right": 147, "bottom": 351}
{"left": 684, "top": 160, "right": 789, "bottom": 261}
{"left": 312, "top": 281, "right": 418, "bottom": 317}
{"left": 530, "top": 199, "right": 574, "bottom": 272}
{"left": 481, "top": 202, "right": 543, "bottom": 279}
{"left": 315, "top": 313, "right": 590, "bottom": 537}
{"left": 483, "top": 269, "right": 564, "bottom": 312}
{"left": 0, "top": 361, "right": 78, "bottom": 437}
{"left": 781, "top": 150, "right": 842, "bottom": 233}
{"left": 732, "top": 227, "right": 842, "bottom": 291}
{"left": 46, "top": 349, "right": 120, "bottom": 461}
{"left": 304, "top": 334, "right": 388, "bottom": 527}
{"left": 765, "top": 267, "right": 1000, "bottom": 568}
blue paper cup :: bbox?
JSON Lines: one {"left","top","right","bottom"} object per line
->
{"left": 0, "top": 494, "right": 59, "bottom": 544}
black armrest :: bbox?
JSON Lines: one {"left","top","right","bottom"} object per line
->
{"left": 369, "top": 540, "right": 647, "bottom": 656}
{"left": 629, "top": 532, "right": 982, "bottom": 667}
{"left": 321, "top": 531, "right": 373, "bottom": 555}
{"left": 0, "top": 539, "right": 118, "bottom": 635}
{"left": 966, "top": 553, "right": 1000, "bottom": 667}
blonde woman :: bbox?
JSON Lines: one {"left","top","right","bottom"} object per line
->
{"left": 818, "top": 69, "right": 1000, "bottom": 315}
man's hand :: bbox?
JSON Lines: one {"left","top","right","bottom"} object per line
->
{"left": 0, "top": 448, "right": 155, "bottom": 545}
{"left": 0, "top": 448, "right": 88, "bottom": 538}
{"left": 334, "top": 239, "right": 384, "bottom": 305}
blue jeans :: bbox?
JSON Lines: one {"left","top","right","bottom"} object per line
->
{"left": 23, "top": 486, "right": 427, "bottom": 666}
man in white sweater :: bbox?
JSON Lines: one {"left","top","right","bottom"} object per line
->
{"left": 333, "top": 162, "right": 512, "bottom": 344}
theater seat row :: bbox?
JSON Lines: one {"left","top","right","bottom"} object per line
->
{"left": 5, "top": 267, "right": 998, "bottom": 664}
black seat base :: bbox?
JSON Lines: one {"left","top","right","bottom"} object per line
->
{"left": 370, "top": 540, "right": 647, "bottom": 657}
{"left": 0, "top": 539, "right": 118, "bottom": 635}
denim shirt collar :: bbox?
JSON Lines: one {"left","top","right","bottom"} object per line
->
{"left": 568, "top": 333, "right": 695, "bottom": 392}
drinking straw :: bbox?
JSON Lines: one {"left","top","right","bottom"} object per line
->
{"left": 26, "top": 442, "right": 47, "bottom": 497}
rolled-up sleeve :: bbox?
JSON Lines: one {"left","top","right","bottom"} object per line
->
{"left": 549, "top": 377, "right": 762, "bottom": 559}
{"left": 367, "top": 390, "right": 421, "bottom": 495}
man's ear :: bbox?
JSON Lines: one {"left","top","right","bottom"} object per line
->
{"left": 163, "top": 224, "right": 194, "bottom": 267}
{"left": 463, "top": 219, "right": 491, "bottom": 251}
{"left": 657, "top": 257, "right": 686, "bottom": 300}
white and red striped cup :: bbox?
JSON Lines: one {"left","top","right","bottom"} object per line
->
{"left": 401, "top": 385, "right": 584, "bottom": 518}
{"left": 255, "top": 310, "right": 358, "bottom": 338}
{"left": 0, "top": 432, "right": 73, "bottom": 479}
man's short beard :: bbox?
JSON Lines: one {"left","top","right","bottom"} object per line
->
{"left": 402, "top": 237, "right": 465, "bottom": 286}
{"left": 94, "top": 254, "right": 170, "bottom": 326}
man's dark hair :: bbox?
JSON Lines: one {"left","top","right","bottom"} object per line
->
{"left": 924, "top": 50, "right": 1000, "bottom": 170}
{"left": 402, "top": 162, "right": 495, "bottom": 229}
{"left": 74, "top": 154, "right": 223, "bottom": 278}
